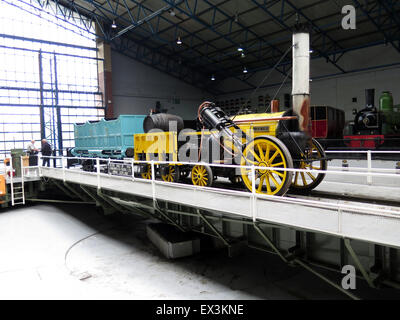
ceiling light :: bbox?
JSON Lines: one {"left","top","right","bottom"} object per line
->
{"left": 241, "top": 52, "right": 245, "bottom": 58}
{"left": 243, "top": 67, "right": 248, "bottom": 74}
{"left": 237, "top": 46, "right": 243, "bottom": 52}
{"left": 177, "top": 36, "right": 182, "bottom": 45}
{"left": 111, "top": 20, "right": 117, "bottom": 29}
{"left": 309, "top": 49, "right": 314, "bottom": 53}
{"left": 211, "top": 75, "right": 216, "bottom": 81}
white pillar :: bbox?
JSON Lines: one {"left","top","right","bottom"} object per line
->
{"left": 292, "top": 31, "right": 311, "bottom": 134}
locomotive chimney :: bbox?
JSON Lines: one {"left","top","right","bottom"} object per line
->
{"left": 292, "top": 26, "right": 311, "bottom": 135}
{"left": 365, "top": 88, "right": 375, "bottom": 109}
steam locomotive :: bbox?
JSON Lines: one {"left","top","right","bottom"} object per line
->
{"left": 310, "top": 89, "right": 400, "bottom": 149}
{"left": 343, "top": 89, "right": 400, "bottom": 149}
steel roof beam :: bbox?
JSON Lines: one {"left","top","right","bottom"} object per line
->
{"left": 224, "top": 32, "right": 400, "bottom": 80}
{"left": 106, "top": 0, "right": 247, "bottom": 85}
{"left": 255, "top": 0, "right": 346, "bottom": 74}
{"left": 121, "top": 0, "right": 258, "bottom": 86}
{"left": 376, "top": 0, "right": 400, "bottom": 48}
{"left": 353, "top": 0, "right": 400, "bottom": 53}
{"left": 200, "top": 0, "right": 290, "bottom": 76}
{"left": 113, "top": 1, "right": 255, "bottom": 88}
{"left": 29, "top": 0, "right": 220, "bottom": 94}
{"left": 159, "top": 0, "right": 288, "bottom": 84}
{"left": 111, "top": 0, "right": 183, "bottom": 40}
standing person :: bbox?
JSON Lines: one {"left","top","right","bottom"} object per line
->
{"left": 26, "top": 140, "right": 39, "bottom": 166}
{"left": 41, "top": 139, "right": 52, "bottom": 167}
{"left": 26, "top": 140, "right": 38, "bottom": 154}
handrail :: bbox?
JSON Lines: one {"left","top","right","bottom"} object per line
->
{"left": 35, "top": 156, "right": 400, "bottom": 221}
{"left": 36, "top": 155, "right": 400, "bottom": 179}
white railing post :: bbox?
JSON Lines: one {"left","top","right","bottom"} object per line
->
{"left": 367, "top": 150, "right": 372, "bottom": 185}
{"left": 38, "top": 154, "right": 42, "bottom": 176}
{"left": 20, "top": 155, "right": 24, "bottom": 182}
{"left": 151, "top": 160, "right": 156, "bottom": 202}
{"left": 20, "top": 156, "right": 25, "bottom": 205}
{"left": 10, "top": 158, "right": 14, "bottom": 206}
{"left": 131, "top": 158, "right": 135, "bottom": 182}
{"left": 251, "top": 165, "right": 256, "bottom": 222}
{"left": 62, "top": 156, "right": 66, "bottom": 182}
{"left": 96, "top": 158, "right": 100, "bottom": 189}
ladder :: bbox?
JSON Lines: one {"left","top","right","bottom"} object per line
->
{"left": 9, "top": 159, "right": 25, "bottom": 206}
{"left": 11, "top": 181, "right": 25, "bottom": 206}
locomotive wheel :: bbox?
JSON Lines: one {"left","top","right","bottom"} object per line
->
{"left": 240, "top": 136, "right": 293, "bottom": 196}
{"left": 290, "top": 138, "right": 327, "bottom": 193}
{"left": 141, "top": 164, "right": 152, "bottom": 180}
{"left": 191, "top": 165, "right": 213, "bottom": 187}
{"left": 161, "top": 165, "right": 180, "bottom": 183}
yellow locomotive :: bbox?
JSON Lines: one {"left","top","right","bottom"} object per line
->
{"left": 133, "top": 102, "right": 326, "bottom": 196}
{"left": 133, "top": 28, "right": 326, "bottom": 196}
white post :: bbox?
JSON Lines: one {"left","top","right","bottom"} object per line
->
{"left": 96, "top": 158, "right": 100, "bottom": 189}
{"left": 292, "top": 30, "right": 311, "bottom": 134}
{"left": 251, "top": 165, "right": 256, "bottom": 194}
{"left": 38, "top": 154, "right": 42, "bottom": 177}
{"left": 367, "top": 150, "right": 372, "bottom": 185}
{"left": 20, "top": 156, "right": 24, "bottom": 183}
{"left": 251, "top": 165, "right": 256, "bottom": 222}
{"left": 10, "top": 158, "right": 14, "bottom": 206}
{"left": 151, "top": 160, "right": 156, "bottom": 202}
{"left": 62, "top": 156, "right": 66, "bottom": 182}
{"left": 131, "top": 159, "right": 135, "bottom": 181}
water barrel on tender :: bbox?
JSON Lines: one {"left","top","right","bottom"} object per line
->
{"left": 143, "top": 113, "right": 184, "bottom": 133}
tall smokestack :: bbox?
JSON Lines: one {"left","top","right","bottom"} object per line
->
{"left": 292, "top": 27, "right": 311, "bottom": 135}
{"left": 365, "top": 88, "right": 375, "bottom": 108}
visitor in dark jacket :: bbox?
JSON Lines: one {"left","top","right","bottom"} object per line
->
{"left": 41, "top": 139, "right": 52, "bottom": 167}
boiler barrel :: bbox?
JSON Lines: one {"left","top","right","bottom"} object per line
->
{"left": 143, "top": 113, "right": 184, "bottom": 133}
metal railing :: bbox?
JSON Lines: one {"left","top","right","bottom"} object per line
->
{"left": 33, "top": 154, "right": 400, "bottom": 220}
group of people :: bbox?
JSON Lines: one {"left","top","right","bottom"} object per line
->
{"left": 26, "top": 139, "right": 53, "bottom": 167}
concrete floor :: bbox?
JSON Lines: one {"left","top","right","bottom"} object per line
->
{"left": 0, "top": 203, "right": 398, "bottom": 300}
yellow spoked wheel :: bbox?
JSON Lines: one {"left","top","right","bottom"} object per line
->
{"left": 290, "top": 138, "right": 327, "bottom": 192}
{"left": 191, "top": 165, "right": 213, "bottom": 187}
{"left": 141, "top": 164, "right": 152, "bottom": 180}
{"left": 240, "top": 136, "right": 293, "bottom": 196}
{"left": 161, "top": 165, "right": 180, "bottom": 182}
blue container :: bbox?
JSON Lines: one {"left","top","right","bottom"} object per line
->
{"left": 71, "top": 115, "right": 146, "bottom": 158}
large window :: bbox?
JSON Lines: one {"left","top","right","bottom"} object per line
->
{"left": 0, "top": 0, "right": 105, "bottom": 159}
